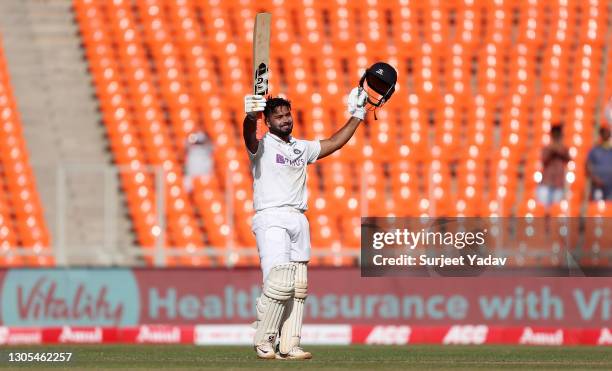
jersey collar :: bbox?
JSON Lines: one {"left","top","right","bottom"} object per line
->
{"left": 267, "top": 132, "right": 296, "bottom": 145}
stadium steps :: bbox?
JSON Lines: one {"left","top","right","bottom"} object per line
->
{"left": 0, "top": 0, "right": 136, "bottom": 265}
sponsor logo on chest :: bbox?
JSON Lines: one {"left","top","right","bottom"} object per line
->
{"left": 275, "top": 153, "right": 305, "bottom": 167}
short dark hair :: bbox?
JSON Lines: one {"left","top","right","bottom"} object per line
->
{"left": 551, "top": 124, "right": 563, "bottom": 136}
{"left": 264, "top": 97, "right": 291, "bottom": 119}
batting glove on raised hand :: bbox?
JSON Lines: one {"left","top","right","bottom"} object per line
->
{"left": 244, "top": 94, "right": 267, "bottom": 116}
{"left": 347, "top": 87, "right": 368, "bottom": 120}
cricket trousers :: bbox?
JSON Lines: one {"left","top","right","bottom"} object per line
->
{"left": 251, "top": 207, "right": 311, "bottom": 281}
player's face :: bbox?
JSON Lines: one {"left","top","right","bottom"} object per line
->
{"left": 266, "top": 106, "right": 293, "bottom": 137}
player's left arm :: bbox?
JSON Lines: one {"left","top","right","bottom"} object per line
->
{"left": 318, "top": 88, "right": 368, "bottom": 159}
{"left": 318, "top": 116, "right": 363, "bottom": 159}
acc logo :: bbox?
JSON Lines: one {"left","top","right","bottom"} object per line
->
{"left": 365, "top": 326, "right": 411, "bottom": 345}
{"left": 442, "top": 325, "right": 488, "bottom": 344}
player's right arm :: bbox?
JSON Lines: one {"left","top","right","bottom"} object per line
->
{"left": 243, "top": 95, "right": 266, "bottom": 154}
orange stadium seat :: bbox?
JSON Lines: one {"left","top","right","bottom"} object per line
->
{"left": 75, "top": 0, "right": 209, "bottom": 265}
{"left": 0, "top": 34, "right": 53, "bottom": 266}
{"left": 73, "top": 0, "right": 610, "bottom": 267}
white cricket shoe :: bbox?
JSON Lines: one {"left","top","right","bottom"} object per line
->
{"left": 276, "top": 346, "right": 312, "bottom": 360}
{"left": 254, "top": 342, "right": 276, "bottom": 359}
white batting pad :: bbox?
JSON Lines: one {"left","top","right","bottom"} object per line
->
{"left": 279, "top": 262, "right": 308, "bottom": 354}
{"left": 253, "top": 263, "right": 295, "bottom": 346}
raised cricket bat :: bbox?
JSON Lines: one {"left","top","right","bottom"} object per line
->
{"left": 253, "top": 13, "right": 271, "bottom": 138}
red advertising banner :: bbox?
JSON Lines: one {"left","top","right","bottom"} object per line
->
{"left": 1, "top": 268, "right": 612, "bottom": 327}
{"left": 134, "top": 268, "right": 612, "bottom": 327}
{"left": 1, "top": 325, "right": 611, "bottom": 346}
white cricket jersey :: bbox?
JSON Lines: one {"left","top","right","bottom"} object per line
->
{"left": 248, "top": 132, "right": 321, "bottom": 212}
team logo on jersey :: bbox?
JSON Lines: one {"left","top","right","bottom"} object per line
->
{"left": 276, "top": 153, "right": 305, "bottom": 167}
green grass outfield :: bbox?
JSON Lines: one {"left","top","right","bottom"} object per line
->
{"left": 2, "top": 345, "right": 612, "bottom": 370}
